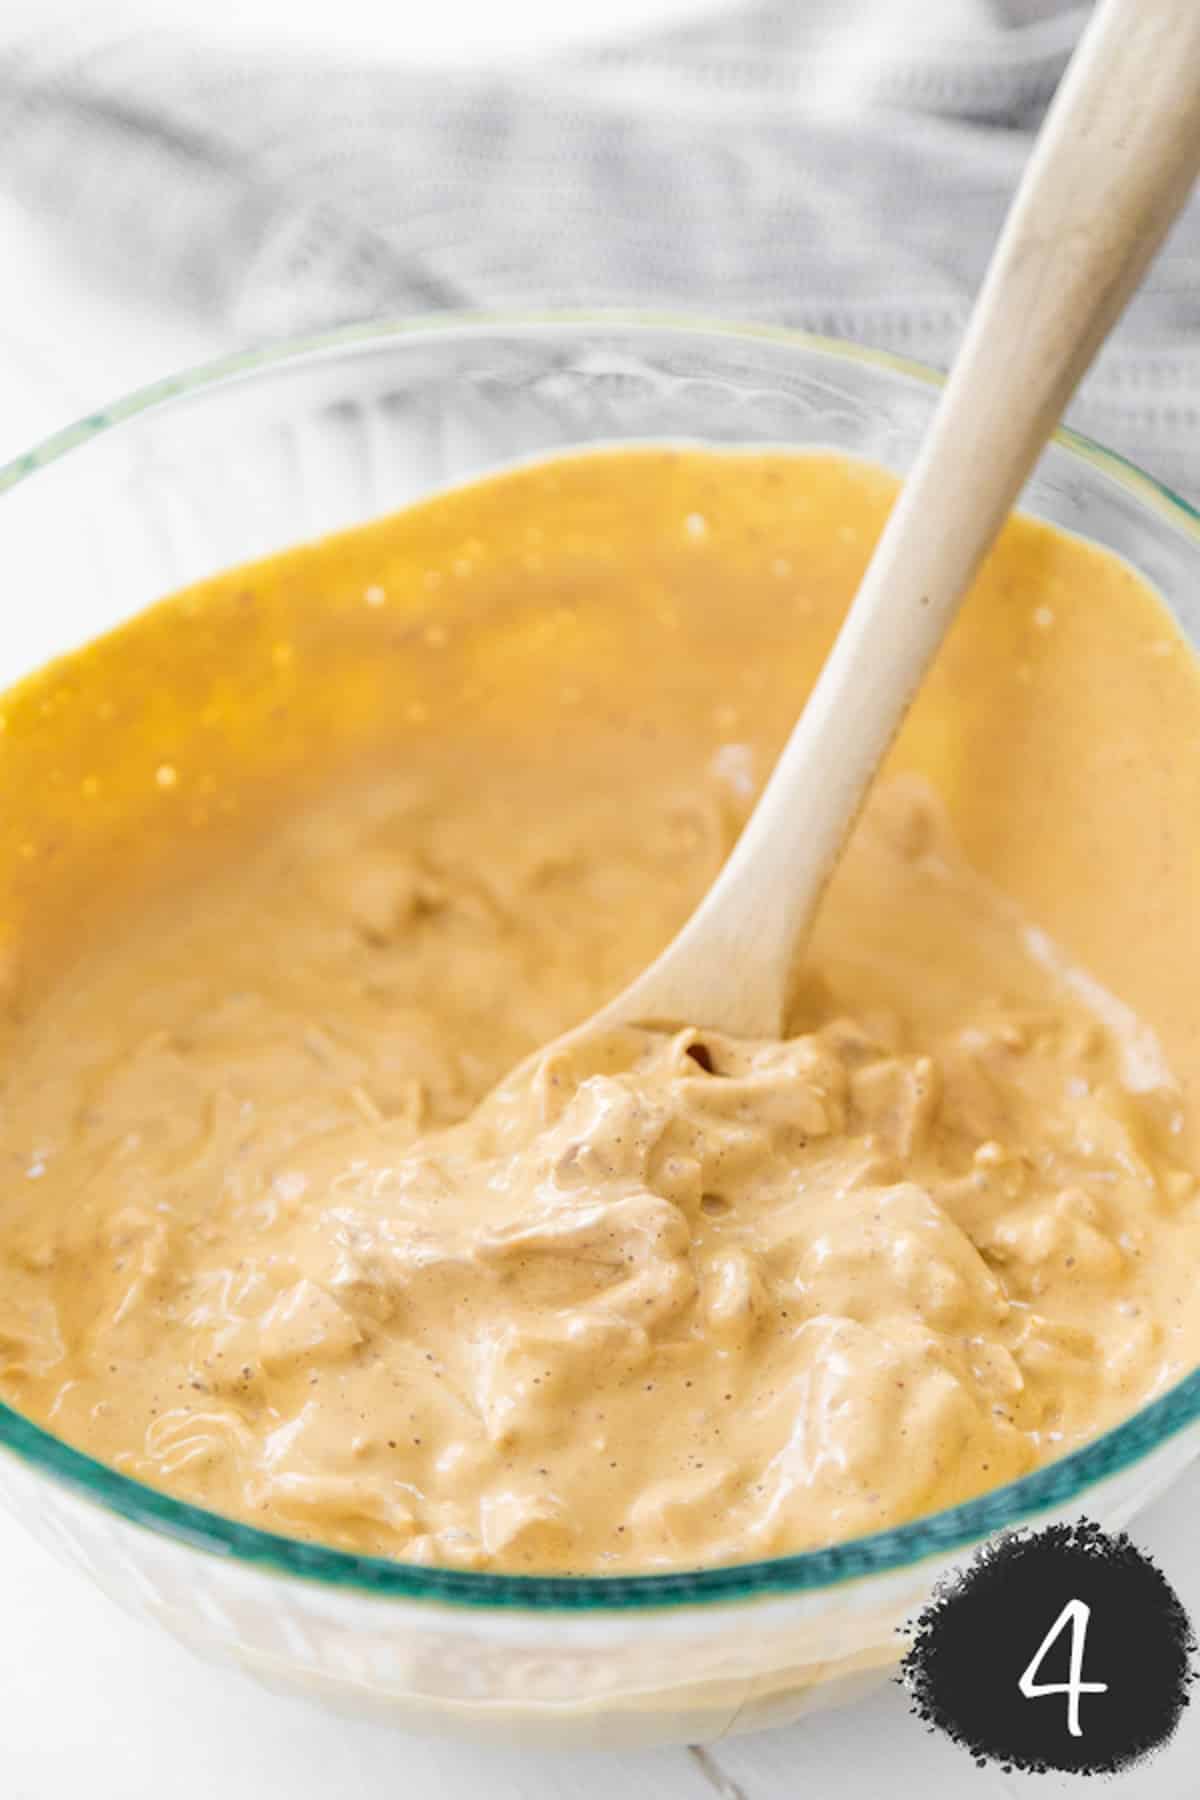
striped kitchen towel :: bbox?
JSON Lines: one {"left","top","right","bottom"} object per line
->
{"left": 2, "top": 0, "right": 1199, "bottom": 495}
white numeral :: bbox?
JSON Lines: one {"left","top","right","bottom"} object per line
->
{"left": 1018, "top": 1597, "right": 1108, "bottom": 1738}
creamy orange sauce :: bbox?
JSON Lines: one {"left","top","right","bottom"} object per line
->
{"left": 2, "top": 448, "right": 1200, "bottom": 1574}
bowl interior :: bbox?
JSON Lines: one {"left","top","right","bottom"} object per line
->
{"left": 2, "top": 313, "right": 1200, "bottom": 1609}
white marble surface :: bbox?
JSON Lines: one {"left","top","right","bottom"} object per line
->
{"left": 4, "top": 3, "right": 1200, "bottom": 1793}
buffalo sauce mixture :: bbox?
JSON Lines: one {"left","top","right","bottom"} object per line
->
{"left": 2, "top": 449, "right": 1200, "bottom": 1575}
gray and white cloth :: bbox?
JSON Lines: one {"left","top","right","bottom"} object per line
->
{"left": 2, "top": 0, "right": 1199, "bottom": 495}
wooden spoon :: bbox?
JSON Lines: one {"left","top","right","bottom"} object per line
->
{"left": 598, "top": 0, "right": 1200, "bottom": 1041}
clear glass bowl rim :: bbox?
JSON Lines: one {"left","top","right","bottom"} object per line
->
{"left": 2, "top": 308, "right": 1199, "bottom": 1613}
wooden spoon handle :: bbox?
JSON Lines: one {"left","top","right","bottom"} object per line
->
{"left": 610, "top": 0, "right": 1200, "bottom": 1037}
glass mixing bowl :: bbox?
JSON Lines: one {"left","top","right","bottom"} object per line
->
{"left": 2, "top": 315, "right": 1199, "bottom": 1750}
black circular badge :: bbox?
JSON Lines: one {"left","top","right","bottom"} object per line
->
{"left": 900, "top": 1520, "right": 1196, "bottom": 1776}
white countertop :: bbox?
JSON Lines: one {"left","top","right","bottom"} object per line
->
{"left": 3, "top": 5, "right": 1200, "bottom": 1792}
